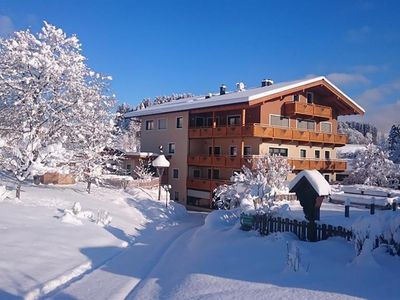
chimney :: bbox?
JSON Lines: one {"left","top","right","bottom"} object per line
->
{"left": 220, "top": 84, "right": 226, "bottom": 95}
{"left": 236, "top": 82, "right": 245, "bottom": 91}
{"left": 261, "top": 79, "right": 274, "bottom": 87}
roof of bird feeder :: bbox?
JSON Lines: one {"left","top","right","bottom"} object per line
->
{"left": 289, "top": 170, "right": 331, "bottom": 196}
{"left": 152, "top": 155, "right": 170, "bottom": 168}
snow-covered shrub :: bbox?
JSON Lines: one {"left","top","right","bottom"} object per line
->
{"left": 133, "top": 159, "right": 154, "bottom": 182}
{"left": 345, "top": 144, "right": 397, "bottom": 187}
{"left": 352, "top": 212, "right": 400, "bottom": 256}
{"left": 213, "top": 155, "right": 291, "bottom": 213}
{"left": 95, "top": 209, "right": 112, "bottom": 227}
{"left": 72, "top": 202, "right": 82, "bottom": 215}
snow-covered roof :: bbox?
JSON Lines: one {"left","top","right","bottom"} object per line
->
{"left": 124, "top": 151, "right": 158, "bottom": 158}
{"left": 289, "top": 170, "right": 331, "bottom": 196}
{"left": 125, "top": 76, "right": 365, "bottom": 118}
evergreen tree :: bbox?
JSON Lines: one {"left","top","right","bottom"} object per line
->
{"left": 388, "top": 124, "right": 400, "bottom": 163}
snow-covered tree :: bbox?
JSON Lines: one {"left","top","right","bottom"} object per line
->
{"left": 133, "top": 159, "right": 154, "bottom": 181}
{"left": 135, "top": 93, "right": 193, "bottom": 110}
{"left": 388, "top": 124, "right": 400, "bottom": 164}
{"left": 118, "top": 118, "right": 141, "bottom": 152}
{"left": 213, "top": 155, "right": 291, "bottom": 211}
{"left": 0, "top": 22, "right": 116, "bottom": 197}
{"left": 338, "top": 122, "right": 372, "bottom": 144}
{"left": 345, "top": 144, "right": 397, "bottom": 187}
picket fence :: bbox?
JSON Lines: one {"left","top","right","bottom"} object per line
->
{"left": 254, "top": 214, "right": 352, "bottom": 242}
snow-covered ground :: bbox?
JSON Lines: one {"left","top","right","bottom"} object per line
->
{"left": 128, "top": 209, "right": 400, "bottom": 300}
{"left": 1, "top": 176, "right": 399, "bottom": 300}
{"left": 0, "top": 176, "right": 202, "bottom": 299}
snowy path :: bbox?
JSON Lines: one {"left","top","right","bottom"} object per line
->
{"left": 50, "top": 211, "right": 205, "bottom": 300}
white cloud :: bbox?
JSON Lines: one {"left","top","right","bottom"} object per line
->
{"left": 0, "top": 15, "right": 14, "bottom": 37}
{"left": 350, "top": 64, "right": 388, "bottom": 74}
{"left": 365, "top": 100, "right": 400, "bottom": 133}
{"left": 326, "top": 72, "right": 369, "bottom": 86}
{"left": 357, "top": 79, "right": 400, "bottom": 108}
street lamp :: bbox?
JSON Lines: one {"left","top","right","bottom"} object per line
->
{"left": 152, "top": 146, "right": 170, "bottom": 201}
{"left": 163, "top": 184, "right": 172, "bottom": 208}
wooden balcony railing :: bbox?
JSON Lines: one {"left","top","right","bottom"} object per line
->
{"left": 188, "top": 124, "right": 347, "bottom": 146}
{"left": 288, "top": 159, "right": 347, "bottom": 171}
{"left": 187, "top": 178, "right": 229, "bottom": 191}
{"left": 188, "top": 155, "right": 347, "bottom": 172}
{"left": 284, "top": 102, "right": 332, "bottom": 119}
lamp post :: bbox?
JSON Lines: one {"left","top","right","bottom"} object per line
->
{"left": 152, "top": 146, "right": 170, "bottom": 201}
{"left": 163, "top": 184, "right": 172, "bottom": 208}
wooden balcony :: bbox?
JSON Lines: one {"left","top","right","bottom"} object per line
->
{"left": 289, "top": 159, "right": 347, "bottom": 171}
{"left": 187, "top": 178, "right": 229, "bottom": 192}
{"left": 284, "top": 102, "right": 332, "bottom": 119}
{"left": 188, "top": 155, "right": 347, "bottom": 172}
{"left": 188, "top": 124, "right": 347, "bottom": 146}
{"left": 187, "top": 178, "right": 211, "bottom": 191}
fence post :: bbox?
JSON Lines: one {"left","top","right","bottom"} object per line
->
{"left": 321, "top": 224, "right": 327, "bottom": 240}
{"left": 307, "top": 221, "right": 317, "bottom": 242}
{"left": 293, "top": 219, "right": 298, "bottom": 236}
{"left": 392, "top": 199, "right": 397, "bottom": 212}
{"left": 285, "top": 218, "right": 290, "bottom": 232}
{"left": 277, "top": 217, "right": 282, "bottom": 232}
{"left": 301, "top": 221, "right": 307, "bottom": 240}
{"left": 370, "top": 198, "right": 375, "bottom": 215}
{"left": 345, "top": 198, "right": 350, "bottom": 218}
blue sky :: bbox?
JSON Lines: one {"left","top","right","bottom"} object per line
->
{"left": 0, "top": 0, "right": 399, "bottom": 132}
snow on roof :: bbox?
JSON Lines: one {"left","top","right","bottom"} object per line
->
{"left": 124, "top": 151, "right": 158, "bottom": 158}
{"left": 126, "top": 76, "right": 365, "bottom": 118}
{"left": 289, "top": 170, "right": 331, "bottom": 196}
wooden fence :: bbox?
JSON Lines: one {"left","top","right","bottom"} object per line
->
{"left": 254, "top": 214, "right": 352, "bottom": 242}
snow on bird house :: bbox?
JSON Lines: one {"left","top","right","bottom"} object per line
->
{"left": 289, "top": 170, "right": 331, "bottom": 221}
{"left": 151, "top": 155, "right": 170, "bottom": 168}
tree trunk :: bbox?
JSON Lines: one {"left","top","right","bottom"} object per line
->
{"left": 16, "top": 183, "right": 21, "bottom": 199}
{"left": 86, "top": 181, "right": 91, "bottom": 194}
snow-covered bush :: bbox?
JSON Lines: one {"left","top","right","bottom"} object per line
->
{"left": 213, "top": 155, "right": 291, "bottom": 213}
{"left": 352, "top": 212, "right": 400, "bottom": 256}
{"left": 95, "top": 209, "right": 112, "bottom": 227}
{"left": 133, "top": 159, "right": 154, "bottom": 182}
{"left": 345, "top": 144, "right": 398, "bottom": 187}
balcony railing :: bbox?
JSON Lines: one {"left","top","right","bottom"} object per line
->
{"left": 188, "top": 123, "right": 347, "bottom": 146}
{"left": 284, "top": 102, "right": 332, "bottom": 119}
{"left": 188, "top": 155, "right": 347, "bottom": 172}
{"left": 187, "top": 178, "right": 229, "bottom": 191}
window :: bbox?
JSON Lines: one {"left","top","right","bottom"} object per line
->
{"left": 306, "top": 92, "right": 314, "bottom": 104}
{"left": 297, "top": 119, "right": 316, "bottom": 131}
{"left": 174, "top": 191, "right": 179, "bottom": 201}
{"left": 315, "top": 150, "right": 320, "bottom": 159}
{"left": 208, "top": 146, "right": 213, "bottom": 155}
{"left": 158, "top": 119, "right": 167, "bottom": 129}
{"left": 269, "top": 147, "right": 288, "bottom": 157}
{"left": 213, "top": 146, "right": 221, "bottom": 156}
{"left": 176, "top": 117, "right": 183, "bottom": 128}
{"left": 173, "top": 168, "right": 179, "bottom": 179}
{"left": 207, "top": 116, "right": 220, "bottom": 127}
{"left": 126, "top": 164, "right": 132, "bottom": 175}
{"left": 293, "top": 94, "right": 299, "bottom": 102}
{"left": 207, "top": 169, "right": 212, "bottom": 179}
{"left": 229, "top": 146, "right": 238, "bottom": 156}
{"left": 193, "top": 169, "right": 201, "bottom": 178}
{"left": 145, "top": 120, "right": 154, "bottom": 130}
{"left": 212, "top": 169, "right": 220, "bottom": 179}
{"left": 325, "top": 150, "right": 330, "bottom": 159}
{"left": 195, "top": 117, "right": 204, "bottom": 127}
{"left": 270, "top": 115, "right": 289, "bottom": 127}
{"left": 168, "top": 143, "right": 175, "bottom": 154}
{"left": 320, "top": 122, "right": 332, "bottom": 133}
{"left": 227, "top": 115, "right": 241, "bottom": 126}
{"left": 300, "top": 149, "right": 307, "bottom": 158}
{"left": 324, "top": 174, "right": 330, "bottom": 182}
{"left": 244, "top": 146, "right": 252, "bottom": 156}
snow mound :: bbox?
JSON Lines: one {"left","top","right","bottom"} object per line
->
{"left": 203, "top": 209, "right": 241, "bottom": 230}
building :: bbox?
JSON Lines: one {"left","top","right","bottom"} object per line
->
{"left": 126, "top": 76, "right": 365, "bottom": 209}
